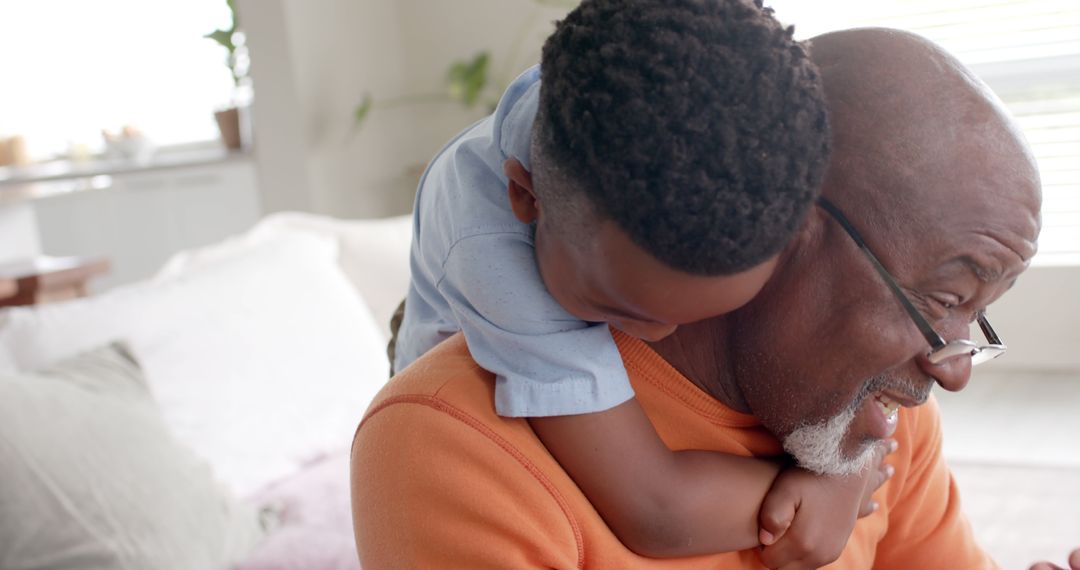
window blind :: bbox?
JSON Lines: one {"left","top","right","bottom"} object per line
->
{"left": 1010, "top": 92, "right": 1080, "bottom": 264}
{"left": 768, "top": 0, "right": 1080, "bottom": 63}
{"left": 767, "top": 0, "right": 1080, "bottom": 264}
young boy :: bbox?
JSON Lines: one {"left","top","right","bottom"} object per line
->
{"left": 392, "top": 0, "right": 890, "bottom": 563}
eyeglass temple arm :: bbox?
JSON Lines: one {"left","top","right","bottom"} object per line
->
{"left": 977, "top": 313, "right": 1003, "bottom": 345}
{"left": 816, "top": 198, "right": 948, "bottom": 350}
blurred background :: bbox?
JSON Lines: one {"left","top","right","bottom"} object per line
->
{"left": 0, "top": 1, "right": 1076, "bottom": 568}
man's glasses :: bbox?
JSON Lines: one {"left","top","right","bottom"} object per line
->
{"left": 817, "top": 197, "right": 1006, "bottom": 366}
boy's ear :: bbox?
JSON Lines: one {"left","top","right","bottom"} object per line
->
{"left": 504, "top": 158, "right": 539, "bottom": 224}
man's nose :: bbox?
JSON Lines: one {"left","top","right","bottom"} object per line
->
{"left": 913, "top": 316, "right": 975, "bottom": 392}
{"left": 614, "top": 321, "right": 678, "bottom": 342}
{"left": 915, "top": 351, "right": 972, "bottom": 392}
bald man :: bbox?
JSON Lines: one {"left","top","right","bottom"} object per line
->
{"left": 352, "top": 28, "right": 1075, "bottom": 569}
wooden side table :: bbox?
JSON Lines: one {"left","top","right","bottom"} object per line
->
{"left": 0, "top": 256, "right": 111, "bottom": 308}
{"left": 0, "top": 277, "right": 15, "bottom": 300}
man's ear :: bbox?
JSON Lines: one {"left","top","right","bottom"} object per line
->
{"left": 504, "top": 158, "right": 538, "bottom": 224}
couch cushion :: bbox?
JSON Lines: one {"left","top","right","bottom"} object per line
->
{"left": 0, "top": 343, "right": 263, "bottom": 570}
{"left": 156, "top": 213, "right": 413, "bottom": 341}
{"left": 0, "top": 233, "right": 389, "bottom": 496}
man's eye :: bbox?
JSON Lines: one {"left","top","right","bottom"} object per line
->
{"left": 911, "top": 291, "right": 956, "bottom": 321}
{"left": 931, "top": 294, "right": 962, "bottom": 310}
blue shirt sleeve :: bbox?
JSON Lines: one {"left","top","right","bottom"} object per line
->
{"left": 438, "top": 232, "right": 635, "bottom": 417}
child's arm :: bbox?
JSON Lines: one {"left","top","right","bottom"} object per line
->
{"left": 757, "top": 440, "right": 895, "bottom": 569}
{"left": 530, "top": 398, "right": 891, "bottom": 560}
{"left": 530, "top": 397, "right": 781, "bottom": 557}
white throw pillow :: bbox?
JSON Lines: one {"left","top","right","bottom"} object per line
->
{"left": 0, "top": 234, "right": 389, "bottom": 496}
{"left": 157, "top": 213, "right": 414, "bottom": 341}
{"left": 0, "top": 341, "right": 13, "bottom": 374}
{"left": 0, "top": 343, "right": 263, "bottom": 570}
{"left": 331, "top": 215, "right": 413, "bottom": 339}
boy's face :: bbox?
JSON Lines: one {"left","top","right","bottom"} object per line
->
{"left": 505, "top": 157, "right": 779, "bottom": 342}
{"left": 534, "top": 217, "right": 779, "bottom": 342}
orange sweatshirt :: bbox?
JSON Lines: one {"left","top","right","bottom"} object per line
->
{"left": 352, "top": 333, "right": 996, "bottom": 569}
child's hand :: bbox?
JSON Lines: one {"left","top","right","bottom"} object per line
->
{"left": 857, "top": 438, "right": 898, "bottom": 518}
{"left": 756, "top": 439, "right": 895, "bottom": 570}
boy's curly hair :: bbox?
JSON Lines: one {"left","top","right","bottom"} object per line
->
{"left": 533, "top": 0, "right": 830, "bottom": 275}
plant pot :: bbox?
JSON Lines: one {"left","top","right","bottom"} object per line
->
{"left": 214, "top": 107, "right": 243, "bottom": 150}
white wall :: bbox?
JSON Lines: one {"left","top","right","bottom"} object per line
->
{"left": 238, "top": 0, "right": 408, "bottom": 218}
{"left": 977, "top": 264, "right": 1080, "bottom": 373}
{"left": 240, "top": 0, "right": 571, "bottom": 220}
{"left": 235, "top": 0, "right": 313, "bottom": 214}
{"left": 393, "top": 0, "right": 570, "bottom": 176}
{"left": 280, "top": 0, "right": 417, "bottom": 217}
{"left": 0, "top": 204, "right": 41, "bottom": 263}
{"left": 33, "top": 160, "right": 261, "bottom": 291}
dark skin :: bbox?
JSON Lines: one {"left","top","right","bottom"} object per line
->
{"left": 500, "top": 28, "right": 1076, "bottom": 568}
{"left": 1030, "top": 550, "right": 1080, "bottom": 570}
{"left": 506, "top": 158, "right": 890, "bottom": 560}
{"left": 647, "top": 29, "right": 1061, "bottom": 568}
{"left": 696, "top": 28, "right": 1042, "bottom": 461}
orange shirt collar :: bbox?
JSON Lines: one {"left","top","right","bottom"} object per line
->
{"left": 613, "top": 331, "right": 761, "bottom": 428}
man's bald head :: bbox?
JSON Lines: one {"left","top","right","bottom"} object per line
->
{"left": 806, "top": 28, "right": 1041, "bottom": 250}
{"left": 653, "top": 27, "right": 1043, "bottom": 476}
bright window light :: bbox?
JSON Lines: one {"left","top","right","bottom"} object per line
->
{"left": 0, "top": 0, "right": 236, "bottom": 161}
{"left": 766, "top": 0, "right": 1080, "bottom": 265}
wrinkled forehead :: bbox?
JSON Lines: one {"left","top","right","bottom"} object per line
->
{"left": 822, "top": 117, "right": 1041, "bottom": 281}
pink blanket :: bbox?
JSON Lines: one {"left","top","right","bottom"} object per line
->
{"left": 237, "top": 451, "right": 360, "bottom": 570}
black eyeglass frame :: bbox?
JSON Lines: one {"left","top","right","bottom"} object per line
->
{"left": 817, "top": 197, "right": 1006, "bottom": 366}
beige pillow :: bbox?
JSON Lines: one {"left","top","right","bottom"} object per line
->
{"left": 0, "top": 234, "right": 389, "bottom": 497}
{"left": 0, "top": 343, "right": 263, "bottom": 570}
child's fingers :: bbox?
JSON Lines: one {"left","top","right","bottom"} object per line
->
{"left": 758, "top": 491, "right": 796, "bottom": 546}
{"left": 759, "top": 541, "right": 799, "bottom": 569}
{"left": 869, "top": 462, "right": 895, "bottom": 492}
{"left": 870, "top": 439, "right": 896, "bottom": 466}
{"left": 858, "top": 443, "right": 896, "bottom": 518}
{"left": 778, "top": 562, "right": 818, "bottom": 570}
{"left": 759, "top": 534, "right": 821, "bottom": 570}
{"left": 857, "top": 498, "right": 880, "bottom": 518}
{"left": 759, "top": 528, "right": 778, "bottom": 548}
{"left": 761, "top": 526, "right": 847, "bottom": 570}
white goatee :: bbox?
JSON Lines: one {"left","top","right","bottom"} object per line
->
{"left": 783, "top": 402, "right": 878, "bottom": 476}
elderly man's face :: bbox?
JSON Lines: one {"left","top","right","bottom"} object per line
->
{"left": 728, "top": 108, "right": 1041, "bottom": 476}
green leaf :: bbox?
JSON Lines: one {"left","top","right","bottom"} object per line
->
{"left": 446, "top": 52, "right": 490, "bottom": 107}
{"left": 354, "top": 93, "right": 374, "bottom": 127}
{"left": 204, "top": 29, "right": 235, "bottom": 53}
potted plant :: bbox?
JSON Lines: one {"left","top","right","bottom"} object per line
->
{"left": 205, "top": 0, "right": 250, "bottom": 150}
{"left": 353, "top": 0, "right": 582, "bottom": 131}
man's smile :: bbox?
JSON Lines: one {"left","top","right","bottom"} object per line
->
{"left": 873, "top": 393, "right": 902, "bottom": 422}
{"left": 856, "top": 377, "right": 934, "bottom": 441}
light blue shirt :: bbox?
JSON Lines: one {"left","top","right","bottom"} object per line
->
{"left": 394, "top": 66, "right": 634, "bottom": 417}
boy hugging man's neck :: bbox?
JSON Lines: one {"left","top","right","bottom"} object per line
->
{"left": 392, "top": 0, "right": 890, "bottom": 563}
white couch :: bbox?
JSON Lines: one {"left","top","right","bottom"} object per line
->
{"left": 0, "top": 213, "right": 414, "bottom": 569}
{"left": 5, "top": 211, "right": 1069, "bottom": 569}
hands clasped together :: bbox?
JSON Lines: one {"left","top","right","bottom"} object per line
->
{"left": 755, "top": 439, "right": 895, "bottom": 570}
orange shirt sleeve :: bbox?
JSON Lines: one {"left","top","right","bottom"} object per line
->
{"left": 871, "top": 396, "right": 999, "bottom": 570}
{"left": 351, "top": 394, "right": 584, "bottom": 569}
